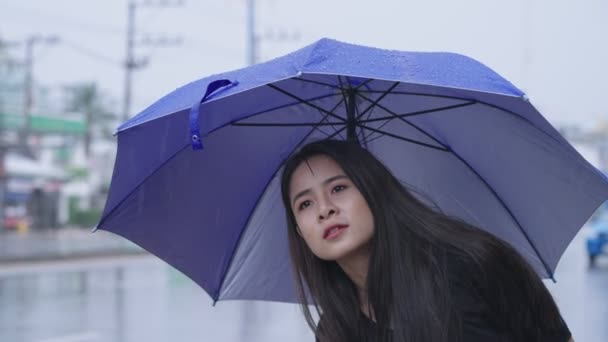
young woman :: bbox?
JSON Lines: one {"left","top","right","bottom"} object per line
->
{"left": 280, "top": 139, "right": 573, "bottom": 342}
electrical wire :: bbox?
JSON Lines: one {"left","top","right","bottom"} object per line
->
{"left": 60, "top": 39, "right": 122, "bottom": 68}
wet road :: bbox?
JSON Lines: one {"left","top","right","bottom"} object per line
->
{"left": 0, "top": 227, "right": 606, "bottom": 342}
{"left": 0, "top": 255, "right": 312, "bottom": 342}
{"left": 545, "top": 227, "right": 608, "bottom": 342}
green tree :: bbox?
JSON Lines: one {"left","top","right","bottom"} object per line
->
{"left": 64, "top": 83, "right": 117, "bottom": 157}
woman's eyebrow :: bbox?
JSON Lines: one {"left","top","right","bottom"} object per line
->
{"left": 291, "top": 175, "right": 348, "bottom": 206}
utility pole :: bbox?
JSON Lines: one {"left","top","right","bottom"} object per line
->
{"left": 0, "top": 101, "right": 6, "bottom": 232}
{"left": 246, "top": 0, "right": 256, "bottom": 66}
{"left": 0, "top": 36, "right": 57, "bottom": 231}
{"left": 0, "top": 46, "right": 6, "bottom": 231}
{"left": 121, "top": 0, "right": 184, "bottom": 123}
{"left": 245, "top": 0, "right": 299, "bottom": 66}
{"left": 0, "top": 124, "right": 4, "bottom": 232}
{"left": 0, "top": 38, "right": 17, "bottom": 232}
{"left": 20, "top": 35, "right": 59, "bottom": 155}
{"left": 122, "top": 1, "right": 136, "bottom": 124}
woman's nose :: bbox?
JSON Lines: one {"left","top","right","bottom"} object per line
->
{"left": 318, "top": 200, "right": 337, "bottom": 221}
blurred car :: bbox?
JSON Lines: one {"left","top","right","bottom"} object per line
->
{"left": 2, "top": 204, "right": 30, "bottom": 231}
{"left": 587, "top": 202, "right": 608, "bottom": 267}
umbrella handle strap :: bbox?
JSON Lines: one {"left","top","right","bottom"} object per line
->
{"left": 190, "top": 79, "right": 238, "bottom": 150}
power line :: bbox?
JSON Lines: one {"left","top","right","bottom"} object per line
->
{"left": 2, "top": 2, "right": 124, "bottom": 36}
{"left": 2, "top": 37, "right": 123, "bottom": 69}
{"left": 61, "top": 40, "right": 122, "bottom": 68}
{"left": 21, "top": 36, "right": 60, "bottom": 155}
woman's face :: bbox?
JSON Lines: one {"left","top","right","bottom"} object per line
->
{"left": 288, "top": 154, "right": 375, "bottom": 261}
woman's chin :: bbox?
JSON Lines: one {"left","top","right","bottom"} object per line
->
{"left": 314, "top": 249, "right": 346, "bottom": 261}
{"left": 315, "top": 244, "right": 357, "bottom": 262}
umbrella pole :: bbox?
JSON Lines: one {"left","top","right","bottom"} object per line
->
{"left": 346, "top": 89, "right": 360, "bottom": 145}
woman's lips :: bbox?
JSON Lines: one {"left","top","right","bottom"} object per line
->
{"left": 323, "top": 225, "right": 348, "bottom": 240}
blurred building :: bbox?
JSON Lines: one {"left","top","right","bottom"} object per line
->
{"left": 3, "top": 151, "right": 66, "bottom": 229}
{"left": 0, "top": 110, "right": 117, "bottom": 230}
{"left": 1, "top": 40, "right": 117, "bottom": 231}
{"left": 0, "top": 111, "right": 83, "bottom": 229}
{"left": 560, "top": 122, "right": 608, "bottom": 172}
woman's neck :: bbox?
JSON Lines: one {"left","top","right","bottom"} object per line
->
{"left": 336, "top": 244, "right": 374, "bottom": 320}
{"left": 336, "top": 245, "right": 370, "bottom": 291}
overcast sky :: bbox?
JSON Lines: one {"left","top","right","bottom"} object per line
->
{"left": 1, "top": 0, "right": 606, "bottom": 128}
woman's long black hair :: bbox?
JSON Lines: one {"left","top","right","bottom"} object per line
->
{"left": 280, "top": 139, "right": 567, "bottom": 342}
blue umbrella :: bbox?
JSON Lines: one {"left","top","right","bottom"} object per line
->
{"left": 96, "top": 38, "right": 608, "bottom": 304}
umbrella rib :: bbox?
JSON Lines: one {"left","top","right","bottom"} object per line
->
{"left": 353, "top": 85, "right": 372, "bottom": 147}
{"left": 95, "top": 143, "right": 192, "bottom": 230}
{"left": 325, "top": 126, "right": 347, "bottom": 140}
{"left": 357, "top": 124, "right": 450, "bottom": 151}
{"left": 359, "top": 89, "right": 468, "bottom": 100}
{"left": 267, "top": 84, "right": 346, "bottom": 122}
{"left": 359, "top": 120, "right": 554, "bottom": 278}
{"left": 315, "top": 109, "right": 347, "bottom": 140}
{"left": 352, "top": 78, "right": 375, "bottom": 91}
{"left": 214, "top": 110, "right": 345, "bottom": 303}
{"left": 446, "top": 149, "right": 555, "bottom": 280}
{"left": 228, "top": 93, "right": 339, "bottom": 126}
{"left": 356, "top": 90, "right": 477, "bottom": 145}
{"left": 232, "top": 122, "right": 345, "bottom": 127}
{"left": 294, "top": 77, "right": 342, "bottom": 89}
{"left": 359, "top": 90, "right": 564, "bottom": 147}
{"left": 353, "top": 81, "right": 400, "bottom": 145}
{"left": 338, "top": 76, "right": 363, "bottom": 144}
{"left": 303, "top": 93, "right": 347, "bottom": 139}
{"left": 227, "top": 79, "right": 374, "bottom": 130}
{"left": 356, "top": 92, "right": 555, "bottom": 278}
{"left": 356, "top": 82, "right": 401, "bottom": 120}
{"left": 363, "top": 131, "right": 387, "bottom": 145}
{"left": 291, "top": 76, "right": 374, "bottom": 92}
{"left": 358, "top": 100, "right": 477, "bottom": 123}
{"left": 355, "top": 92, "right": 455, "bottom": 149}
{"left": 479, "top": 100, "right": 566, "bottom": 148}
{"left": 345, "top": 76, "right": 374, "bottom": 147}
{"left": 232, "top": 94, "right": 348, "bottom": 140}
{"left": 358, "top": 101, "right": 384, "bottom": 145}
{"left": 356, "top": 90, "right": 565, "bottom": 169}
{"left": 313, "top": 78, "right": 348, "bottom": 139}
{"left": 337, "top": 75, "right": 351, "bottom": 118}
{"left": 356, "top": 98, "right": 476, "bottom": 146}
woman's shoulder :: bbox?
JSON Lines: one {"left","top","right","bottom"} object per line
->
{"left": 443, "top": 241, "right": 528, "bottom": 291}
{"left": 443, "top": 253, "right": 487, "bottom": 312}
{"left": 444, "top": 252, "right": 481, "bottom": 288}
{"left": 443, "top": 250, "right": 571, "bottom": 342}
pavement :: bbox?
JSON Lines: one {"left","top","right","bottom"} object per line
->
{"left": 0, "top": 227, "right": 146, "bottom": 264}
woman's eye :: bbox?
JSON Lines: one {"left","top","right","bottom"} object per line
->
{"left": 298, "top": 200, "right": 311, "bottom": 210}
{"left": 332, "top": 184, "right": 347, "bottom": 193}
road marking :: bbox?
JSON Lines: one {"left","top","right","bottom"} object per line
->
{"left": 36, "top": 331, "right": 101, "bottom": 342}
{"left": 0, "top": 254, "right": 158, "bottom": 277}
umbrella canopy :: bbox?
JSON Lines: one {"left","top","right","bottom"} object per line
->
{"left": 97, "top": 38, "right": 608, "bottom": 304}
